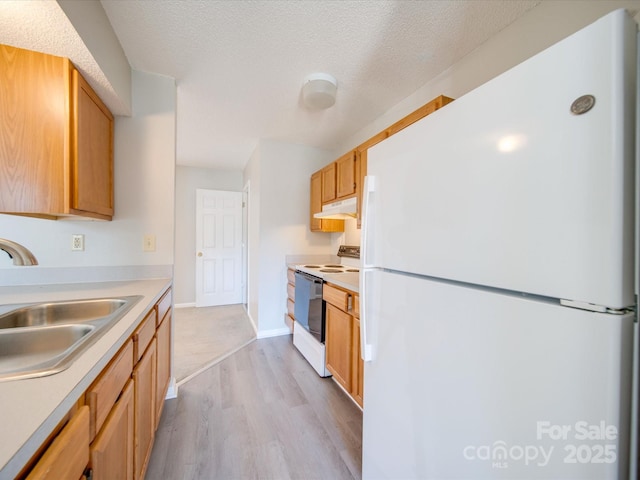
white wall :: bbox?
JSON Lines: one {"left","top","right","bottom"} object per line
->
{"left": 243, "top": 140, "right": 336, "bottom": 336}
{"left": 0, "top": 70, "right": 176, "bottom": 282}
{"left": 173, "top": 166, "right": 243, "bottom": 304}
{"left": 332, "top": 0, "right": 640, "bottom": 158}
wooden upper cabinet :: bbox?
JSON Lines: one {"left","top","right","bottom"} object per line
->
{"left": 321, "top": 162, "right": 336, "bottom": 203}
{"left": 310, "top": 169, "right": 343, "bottom": 233}
{"left": 310, "top": 171, "right": 323, "bottom": 232}
{"left": 0, "top": 44, "right": 114, "bottom": 220}
{"left": 336, "top": 151, "right": 356, "bottom": 199}
{"left": 72, "top": 70, "right": 114, "bottom": 218}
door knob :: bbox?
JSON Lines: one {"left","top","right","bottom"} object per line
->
{"left": 197, "top": 252, "right": 203, "bottom": 257}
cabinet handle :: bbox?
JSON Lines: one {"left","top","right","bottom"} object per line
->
{"left": 197, "top": 252, "right": 203, "bottom": 257}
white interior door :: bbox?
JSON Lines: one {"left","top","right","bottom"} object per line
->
{"left": 195, "top": 189, "right": 243, "bottom": 307}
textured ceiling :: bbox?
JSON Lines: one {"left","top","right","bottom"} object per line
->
{"left": 101, "top": 0, "right": 541, "bottom": 170}
{"left": 2, "top": 1, "right": 541, "bottom": 171}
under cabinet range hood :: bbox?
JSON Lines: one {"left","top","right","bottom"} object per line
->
{"left": 313, "top": 197, "right": 357, "bottom": 219}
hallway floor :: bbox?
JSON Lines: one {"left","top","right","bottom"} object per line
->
{"left": 173, "top": 304, "right": 256, "bottom": 384}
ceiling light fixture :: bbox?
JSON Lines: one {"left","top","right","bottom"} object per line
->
{"left": 302, "top": 73, "right": 337, "bottom": 109}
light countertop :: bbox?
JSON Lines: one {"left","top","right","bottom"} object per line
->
{"left": 0, "top": 278, "right": 172, "bottom": 479}
{"left": 323, "top": 272, "right": 359, "bottom": 293}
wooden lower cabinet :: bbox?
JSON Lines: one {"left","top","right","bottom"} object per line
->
{"left": 20, "top": 287, "right": 173, "bottom": 480}
{"left": 325, "top": 303, "right": 353, "bottom": 392}
{"left": 352, "top": 317, "right": 364, "bottom": 407}
{"left": 26, "top": 406, "right": 90, "bottom": 480}
{"left": 133, "top": 339, "right": 156, "bottom": 480}
{"left": 156, "top": 310, "right": 171, "bottom": 423}
{"left": 324, "top": 284, "right": 363, "bottom": 407}
{"left": 90, "top": 379, "right": 135, "bottom": 480}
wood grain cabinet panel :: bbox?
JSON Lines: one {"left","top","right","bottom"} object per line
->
{"left": 90, "top": 379, "right": 134, "bottom": 480}
{"left": 323, "top": 284, "right": 351, "bottom": 312}
{"left": 72, "top": 70, "right": 113, "bottom": 217}
{"left": 0, "top": 44, "right": 113, "bottom": 220}
{"left": 325, "top": 303, "right": 353, "bottom": 392}
{"left": 132, "top": 310, "right": 156, "bottom": 363}
{"left": 155, "top": 310, "right": 172, "bottom": 423}
{"left": 86, "top": 340, "right": 134, "bottom": 440}
{"left": 156, "top": 289, "right": 172, "bottom": 328}
{"left": 352, "top": 318, "right": 364, "bottom": 408}
{"left": 336, "top": 151, "right": 356, "bottom": 199}
{"left": 133, "top": 339, "right": 156, "bottom": 480}
{"left": 26, "top": 406, "right": 90, "bottom": 480}
{"left": 321, "top": 163, "right": 337, "bottom": 203}
{"left": 325, "top": 283, "right": 363, "bottom": 406}
{"left": 310, "top": 170, "right": 343, "bottom": 233}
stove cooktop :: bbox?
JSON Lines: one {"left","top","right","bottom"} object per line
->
{"left": 295, "top": 245, "right": 360, "bottom": 279}
{"left": 295, "top": 263, "right": 359, "bottom": 278}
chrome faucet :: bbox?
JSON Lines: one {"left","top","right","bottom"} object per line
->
{"left": 0, "top": 239, "right": 38, "bottom": 266}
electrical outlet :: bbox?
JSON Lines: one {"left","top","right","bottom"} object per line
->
{"left": 71, "top": 234, "right": 84, "bottom": 251}
{"left": 143, "top": 234, "right": 156, "bottom": 252}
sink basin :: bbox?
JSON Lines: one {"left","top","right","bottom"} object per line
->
{"left": 0, "top": 325, "right": 95, "bottom": 373}
{"left": 0, "top": 295, "right": 142, "bottom": 381}
{"left": 0, "top": 298, "right": 129, "bottom": 329}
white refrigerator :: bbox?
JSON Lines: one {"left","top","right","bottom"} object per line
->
{"left": 360, "top": 9, "right": 638, "bottom": 480}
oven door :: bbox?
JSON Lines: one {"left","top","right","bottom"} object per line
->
{"left": 294, "top": 271, "right": 325, "bottom": 343}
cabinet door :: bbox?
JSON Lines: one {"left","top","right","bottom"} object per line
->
{"left": 133, "top": 339, "right": 156, "bottom": 480}
{"left": 352, "top": 317, "right": 364, "bottom": 408}
{"left": 325, "top": 304, "right": 352, "bottom": 391}
{"left": 156, "top": 312, "right": 172, "bottom": 423}
{"left": 336, "top": 151, "right": 356, "bottom": 199}
{"left": 310, "top": 170, "right": 344, "bottom": 233}
{"left": 71, "top": 69, "right": 114, "bottom": 219}
{"left": 90, "top": 379, "right": 134, "bottom": 480}
{"left": 0, "top": 44, "right": 68, "bottom": 215}
{"left": 27, "top": 406, "right": 90, "bottom": 480}
{"left": 310, "top": 171, "right": 323, "bottom": 231}
{"left": 321, "top": 163, "right": 336, "bottom": 203}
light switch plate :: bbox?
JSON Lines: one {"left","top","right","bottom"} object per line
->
{"left": 143, "top": 235, "right": 156, "bottom": 252}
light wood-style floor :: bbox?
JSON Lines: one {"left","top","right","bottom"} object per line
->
{"left": 173, "top": 304, "right": 256, "bottom": 383}
{"left": 146, "top": 335, "right": 363, "bottom": 479}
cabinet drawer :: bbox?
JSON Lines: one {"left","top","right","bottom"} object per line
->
{"left": 287, "top": 269, "right": 296, "bottom": 284}
{"left": 353, "top": 294, "right": 360, "bottom": 318}
{"left": 287, "top": 299, "right": 295, "bottom": 318}
{"left": 156, "top": 288, "right": 172, "bottom": 326}
{"left": 287, "top": 283, "right": 295, "bottom": 301}
{"left": 27, "top": 406, "right": 90, "bottom": 480}
{"left": 133, "top": 309, "right": 156, "bottom": 362}
{"left": 87, "top": 340, "right": 133, "bottom": 440}
{"left": 323, "top": 284, "right": 351, "bottom": 311}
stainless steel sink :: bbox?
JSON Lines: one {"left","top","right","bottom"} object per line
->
{"left": 0, "top": 298, "right": 129, "bottom": 329}
{"left": 0, "top": 295, "right": 142, "bottom": 381}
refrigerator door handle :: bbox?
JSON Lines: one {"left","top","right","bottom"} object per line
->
{"left": 361, "top": 175, "right": 376, "bottom": 269}
{"left": 360, "top": 268, "right": 374, "bottom": 362}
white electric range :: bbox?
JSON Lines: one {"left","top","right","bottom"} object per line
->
{"left": 292, "top": 245, "right": 360, "bottom": 377}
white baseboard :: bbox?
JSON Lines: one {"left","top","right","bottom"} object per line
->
{"left": 165, "top": 377, "right": 178, "bottom": 399}
{"left": 257, "top": 327, "right": 291, "bottom": 339}
{"left": 174, "top": 302, "right": 196, "bottom": 309}
{"left": 246, "top": 309, "right": 258, "bottom": 335}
